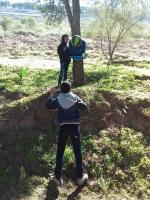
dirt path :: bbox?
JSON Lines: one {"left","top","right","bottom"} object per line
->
{"left": 0, "top": 56, "right": 150, "bottom": 79}
{"left": 0, "top": 56, "right": 60, "bottom": 70}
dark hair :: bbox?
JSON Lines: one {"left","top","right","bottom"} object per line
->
{"left": 61, "top": 34, "right": 69, "bottom": 43}
{"left": 61, "top": 81, "right": 71, "bottom": 93}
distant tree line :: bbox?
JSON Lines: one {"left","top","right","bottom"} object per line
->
{"left": 0, "top": 1, "right": 10, "bottom": 8}
{"left": 12, "top": 2, "right": 36, "bottom": 10}
{"left": 0, "top": 1, "right": 36, "bottom": 10}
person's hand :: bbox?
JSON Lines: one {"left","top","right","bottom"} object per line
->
{"left": 64, "top": 47, "right": 67, "bottom": 51}
{"left": 47, "top": 87, "right": 57, "bottom": 96}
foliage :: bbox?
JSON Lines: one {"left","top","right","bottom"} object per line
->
{"left": 0, "top": 1, "right": 9, "bottom": 8}
{"left": 93, "top": 0, "right": 149, "bottom": 63}
{"left": 85, "top": 64, "right": 141, "bottom": 92}
{"left": 12, "top": 2, "right": 36, "bottom": 10}
{"left": 0, "top": 17, "right": 13, "bottom": 32}
{"left": 17, "top": 68, "right": 29, "bottom": 84}
{"left": 21, "top": 17, "right": 36, "bottom": 30}
{"left": 37, "top": 0, "right": 65, "bottom": 25}
{"left": 83, "top": 127, "right": 150, "bottom": 196}
{"left": 0, "top": 65, "right": 149, "bottom": 198}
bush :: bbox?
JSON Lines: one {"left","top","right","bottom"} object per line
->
{"left": 21, "top": 17, "right": 36, "bottom": 30}
{"left": 0, "top": 17, "right": 13, "bottom": 32}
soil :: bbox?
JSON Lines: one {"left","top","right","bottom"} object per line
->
{"left": 0, "top": 91, "right": 149, "bottom": 137}
{"left": 0, "top": 33, "right": 150, "bottom": 200}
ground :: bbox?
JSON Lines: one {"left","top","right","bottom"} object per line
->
{"left": 0, "top": 32, "right": 150, "bottom": 200}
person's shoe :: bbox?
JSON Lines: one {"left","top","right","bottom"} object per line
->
{"left": 51, "top": 176, "right": 63, "bottom": 186}
{"left": 76, "top": 173, "right": 88, "bottom": 186}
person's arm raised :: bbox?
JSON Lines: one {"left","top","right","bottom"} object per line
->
{"left": 76, "top": 96, "right": 89, "bottom": 110}
{"left": 46, "top": 87, "right": 58, "bottom": 110}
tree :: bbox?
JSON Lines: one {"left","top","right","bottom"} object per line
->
{"left": 0, "top": 17, "right": 13, "bottom": 32}
{"left": 39, "top": 0, "right": 84, "bottom": 85}
{"left": 0, "top": 1, "right": 9, "bottom": 8}
{"left": 93, "top": 0, "right": 148, "bottom": 64}
{"left": 38, "top": 0, "right": 81, "bottom": 36}
{"left": 12, "top": 2, "right": 36, "bottom": 10}
{"left": 21, "top": 17, "right": 36, "bottom": 31}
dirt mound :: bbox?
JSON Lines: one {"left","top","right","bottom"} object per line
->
{"left": 0, "top": 91, "right": 149, "bottom": 137}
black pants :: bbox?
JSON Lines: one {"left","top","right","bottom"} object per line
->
{"left": 54, "top": 124, "right": 83, "bottom": 179}
{"left": 58, "top": 62, "right": 69, "bottom": 85}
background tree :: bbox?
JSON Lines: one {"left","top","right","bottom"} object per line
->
{"left": 0, "top": 1, "right": 9, "bottom": 8}
{"left": 38, "top": 0, "right": 81, "bottom": 36}
{"left": 93, "top": 0, "right": 148, "bottom": 64}
{"left": 12, "top": 2, "right": 36, "bottom": 10}
{"left": 0, "top": 17, "right": 13, "bottom": 32}
{"left": 21, "top": 17, "right": 36, "bottom": 31}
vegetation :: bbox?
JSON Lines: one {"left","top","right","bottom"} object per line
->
{"left": 0, "top": 1, "right": 36, "bottom": 10}
{"left": 0, "top": 51, "right": 149, "bottom": 199}
{"left": 0, "top": 1, "right": 150, "bottom": 199}
{"left": 0, "top": 1, "right": 9, "bottom": 8}
{"left": 0, "top": 16, "right": 13, "bottom": 32}
{"left": 92, "top": 0, "right": 149, "bottom": 63}
{"left": 12, "top": 2, "right": 36, "bottom": 10}
{"left": 0, "top": 124, "right": 149, "bottom": 198}
{"left": 21, "top": 17, "right": 36, "bottom": 31}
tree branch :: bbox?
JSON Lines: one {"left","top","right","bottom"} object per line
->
{"left": 63, "top": 0, "right": 73, "bottom": 27}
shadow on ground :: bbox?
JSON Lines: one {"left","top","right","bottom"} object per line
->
{"left": 67, "top": 182, "right": 87, "bottom": 200}
{"left": 0, "top": 127, "right": 58, "bottom": 199}
{"left": 45, "top": 180, "right": 59, "bottom": 200}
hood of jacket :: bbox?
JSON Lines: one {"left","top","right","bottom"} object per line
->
{"left": 58, "top": 92, "right": 78, "bottom": 109}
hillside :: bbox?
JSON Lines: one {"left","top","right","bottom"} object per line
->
{"left": 0, "top": 33, "right": 150, "bottom": 199}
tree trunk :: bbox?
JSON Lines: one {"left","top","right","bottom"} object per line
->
{"left": 72, "top": 0, "right": 81, "bottom": 36}
{"left": 63, "top": 0, "right": 84, "bottom": 85}
{"left": 63, "top": 0, "right": 74, "bottom": 33}
{"left": 109, "top": 52, "right": 114, "bottom": 64}
{"left": 63, "top": 0, "right": 81, "bottom": 36}
{"left": 73, "top": 59, "right": 84, "bottom": 85}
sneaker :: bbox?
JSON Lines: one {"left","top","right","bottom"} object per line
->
{"left": 51, "top": 176, "right": 63, "bottom": 186}
{"left": 76, "top": 173, "right": 88, "bottom": 186}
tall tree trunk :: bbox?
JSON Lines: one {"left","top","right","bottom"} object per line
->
{"left": 73, "top": 59, "right": 84, "bottom": 85}
{"left": 72, "top": 0, "right": 84, "bottom": 85}
{"left": 63, "top": 0, "right": 74, "bottom": 34}
{"left": 72, "top": 0, "right": 81, "bottom": 36}
{"left": 63, "top": 0, "right": 84, "bottom": 85}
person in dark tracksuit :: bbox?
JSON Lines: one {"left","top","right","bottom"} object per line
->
{"left": 57, "top": 35, "right": 71, "bottom": 86}
{"left": 46, "top": 81, "right": 89, "bottom": 186}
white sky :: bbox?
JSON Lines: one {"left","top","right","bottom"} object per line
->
{"left": 9, "top": 0, "right": 33, "bottom": 2}
{"left": 9, "top": 0, "right": 90, "bottom": 6}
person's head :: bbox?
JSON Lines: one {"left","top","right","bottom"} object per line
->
{"left": 71, "top": 35, "right": 82, "bottom": 47}
{"left": 61, "top": 81, "right": 71, "bottom": 93}
{"left": 61, "top": 34, "right": 69, "bottom": 44}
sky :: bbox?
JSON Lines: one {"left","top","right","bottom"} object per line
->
{"left": 9, "top": 0, "right": 91, "bottom": 6}
{"left": 9, "top": 0, "right": 33, "bottom": 2}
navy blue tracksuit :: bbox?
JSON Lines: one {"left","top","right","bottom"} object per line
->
{"left": 57, "top": 42, "right": 71, "bottom": 85}
{"left": 46, "top": 92, "right": 88, "bottom": 179}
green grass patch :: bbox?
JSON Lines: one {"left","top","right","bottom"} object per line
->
{"left": 0, "top": 64, "right": 149, "bottom": 198}
{"left": 82, "top": 127, "right": 150, "bottom": 197}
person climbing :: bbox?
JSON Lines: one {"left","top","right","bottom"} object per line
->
{"left": 69, "top": 35, "right": 86, "bottom": 61}
{"left": 46, "top": 81, "right": 89, "bottom": 186}
{"left": 57, "top": 35, "right": 71, "bottom": 86}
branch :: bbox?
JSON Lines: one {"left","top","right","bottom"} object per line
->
{"left": 63, "top": 0, "right": 73, "bottom": 27}
{"left": 100, "top": 38, "right": 109, "bottom": 61}
{"left": 120, "top": 17, "right": 143, "bottom": 40}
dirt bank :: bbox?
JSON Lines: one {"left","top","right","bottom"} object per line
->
{"left": 0, "top": 91, "right": 149, "bottom": 137}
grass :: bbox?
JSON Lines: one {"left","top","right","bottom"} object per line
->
{"left": 85, "top": 64, "right": 141, "bottom": 91}
{"left": 0, "top": 126, "right": 149, "bottom": 199}
{"left": 0, "top": 64, "right": 150, "bottom": 199}
{"left": 82, "top": 128, "right": 150, "bottom": 197}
